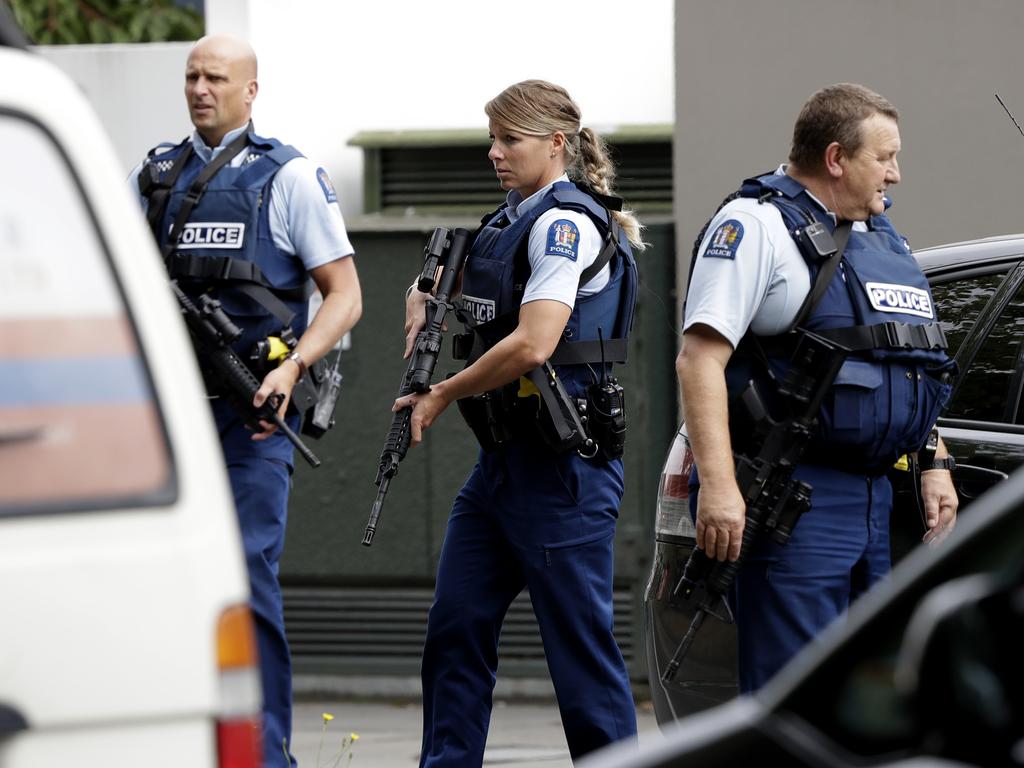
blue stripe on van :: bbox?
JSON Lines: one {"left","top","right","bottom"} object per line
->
{"left": 0, "top": 357, "right": 152, "bottom": 406}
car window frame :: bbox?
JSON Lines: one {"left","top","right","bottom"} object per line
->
{"left": 0, "top": 106, "right": 178, "bottom": 518}
{"left": 927, "top": 258, "right": 1024, "bottom": 432}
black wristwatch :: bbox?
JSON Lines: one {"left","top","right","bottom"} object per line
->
{"left": 925, "top": 456, "right": 957, "bottom": 472}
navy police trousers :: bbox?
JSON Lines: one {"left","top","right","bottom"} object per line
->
{"left": 734, "top": 463, "right": 892, "bottom": 692}
{"left": 217, "top": 401, "right": 297, "bottom": 768}
{"left": 419, "top": 441, "right": 637, "bottom": 766}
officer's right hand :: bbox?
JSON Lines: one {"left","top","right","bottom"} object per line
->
{"left": 695, "top": 480, "right": 747, "bottom": 562}
{"left": 393, "top": 383, "right": 450, "bottom": 446}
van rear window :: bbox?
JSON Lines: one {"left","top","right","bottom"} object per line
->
{"left": 0, "top": 114, "right": 173, "bottom": 515}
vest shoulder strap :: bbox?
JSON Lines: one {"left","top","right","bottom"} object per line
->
{"left": 788, "top": 219, "right": 852, "bottom": 331}
{"left": 139, "top": 141, "right": 194, "bottom": 241}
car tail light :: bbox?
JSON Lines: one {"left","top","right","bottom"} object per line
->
{"left": 216, "top": 604, "right": 262, "bottom": 768}
{"left": 655, "top": 424, "right": 697, "bottom": 539}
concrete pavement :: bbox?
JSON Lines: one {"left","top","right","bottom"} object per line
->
{"left": 290, "top": 697, "right": 661, "bottom": 767}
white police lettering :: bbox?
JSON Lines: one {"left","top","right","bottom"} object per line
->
{"left": 462, "top": 295, "right": 495, "bottom": 325}
{"left": 175, "top": 222, "right": 245, "bottom": 249}
{"left": 864, "top": 281, "right": 934, "bottom": 319}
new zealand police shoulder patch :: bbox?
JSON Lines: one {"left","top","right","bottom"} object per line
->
{"left": 316, "top": 167, "right": 338, "bottom": 204}
{"left": 704, "top": 219, "right": 744, "bottom": 260}
{"left": 545, "top": 219, "right": 580, "bottom": 262}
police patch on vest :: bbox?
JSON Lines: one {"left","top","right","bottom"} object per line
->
{"left": 462, "top": 295, "right": 496, "bottom": 325}
{"left": 317, "top": 167, "right": 338, "bottom": 204}
{"left": 865, "top": 282, "right": 934, "bottom": 319}
{"left": 545, "top": 219, "right": 580, "bottom": 262}
{"left": 175, "top": 222, "right": 245, "bottom": 249}
{"left": 704, "top": 220, "right": 743, "bottom": 259}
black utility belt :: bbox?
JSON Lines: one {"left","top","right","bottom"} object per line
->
{"left": 454, "top": 330, "right": 630, "bottom": 367}
{"left": 455, "top": 366, "right": 626, "bottom": 461}
{"left": 799, "top": 454, "right": 894, "bottom": 478}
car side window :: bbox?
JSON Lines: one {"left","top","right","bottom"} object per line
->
{"left": 932, "top": 273, "right": 1022, "bottom": 423}
{"left": 0, "top": 114, "right": 172, "bottom": 515}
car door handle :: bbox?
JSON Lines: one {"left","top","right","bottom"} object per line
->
{"left": 0, "top": 426, "right": 45, "bottom": 446}
{"left": 954, "top": 463, "right": 1008, "bottom": 501}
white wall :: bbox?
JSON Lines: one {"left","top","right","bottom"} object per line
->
{"left": 40, "top": 0, "right": 674, "bottom": 216}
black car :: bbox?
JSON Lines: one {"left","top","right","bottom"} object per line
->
{"left": 586, "top": 458, "right": 1024, "bottom": 768}
{"left": 645, "top": 234, "right": 1024, "bottom": 723}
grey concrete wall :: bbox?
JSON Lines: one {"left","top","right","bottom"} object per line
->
{"left": 675, "top": 0, "right": 1024, "bottom": 276}
{"left": 39, "top": 43, "right": 193, "bottom": 173}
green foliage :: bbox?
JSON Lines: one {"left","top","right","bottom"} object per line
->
{"left": 3, "top": 0, "right": 203, "bottom": 45}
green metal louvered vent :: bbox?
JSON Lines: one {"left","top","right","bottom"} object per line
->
{"left": 283, "top": 585, "right": 635, "bottom": 678}
{"left": 377, "top": 145, "right": 503, "bottom": 214}
{"left": 350, "top": 125, "right": 672, "bottom": 216}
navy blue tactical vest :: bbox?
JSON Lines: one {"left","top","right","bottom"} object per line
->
{"left": 460, "top": 181, "right": 637, "bottom": 399}
{"left": 729, "top": 172, "right": 954, "bottom": 472}
{"left": 145, "top": 131, "right": 307, "bottom": 356}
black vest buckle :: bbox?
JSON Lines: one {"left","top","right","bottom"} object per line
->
{"left": 452, "top": 332, "right": 473, "bottom": 361}
{"left": 137, "top": 163, "right": 166, "bottom": 198}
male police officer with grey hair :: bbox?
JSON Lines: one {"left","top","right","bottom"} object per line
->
{"left": 129, "top": 34, "right": 362, "bottom": 766}
{"left": 678, "top": 83, "right": 958, "bottom": 693}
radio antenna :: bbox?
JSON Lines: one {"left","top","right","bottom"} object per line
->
{"left": 996, "top": 93, "right": 1024, "bottom": 138}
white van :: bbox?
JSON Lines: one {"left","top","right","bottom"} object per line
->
{"left": 0, "top": 21, "right": 261, "bottom": 768}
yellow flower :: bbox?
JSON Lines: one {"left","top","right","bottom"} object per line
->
{"left": 322, "top": 713, "right": 335, "bottom": 722}
{"left": 350, "top": 732, "right": 360, "bottom": 741}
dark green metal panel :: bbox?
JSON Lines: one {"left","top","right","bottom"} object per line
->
{"left": 350, "top": 128, "right": 673, "bottom": 216}
{"left": 281, "top": 217, "right": 677, "bottom": 681}
{"left": 614, "top": 218, "right": 680, "bottom": 678}
{"left": 361, "top": 148, "right": 382, "bottom": 215}
{"left": 283, "top": 226, "right": 478, "bottom": 582}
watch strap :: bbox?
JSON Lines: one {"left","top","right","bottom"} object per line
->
{"left": 286, "top": 350, "right": 308, "bottom": 380}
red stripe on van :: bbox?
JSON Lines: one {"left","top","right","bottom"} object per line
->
{"left": 0, "top": 317, "right": 139, "bottom": 359}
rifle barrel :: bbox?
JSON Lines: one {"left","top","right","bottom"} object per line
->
{"left": 273, "top": 412, "right": 320, "bottom": 468}
{"left": 662, "top": 609, "right": 706, "bottom": 683}
{"left": 363, "top": 477, "right": 391, "bottom": 547}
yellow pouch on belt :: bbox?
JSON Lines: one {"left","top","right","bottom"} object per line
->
{"left": 518, "top": 375, "right": 541, "bottom": 402}
{"left": 265, "top": 336, "right": 291, "bottom": 363}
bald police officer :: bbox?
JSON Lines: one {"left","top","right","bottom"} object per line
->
{"left": 130, "top": 35, "right": 362, "bottom": 766}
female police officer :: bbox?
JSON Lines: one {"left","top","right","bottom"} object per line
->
{"left": 397, "top": 80, "right": 644, "bottom": 766}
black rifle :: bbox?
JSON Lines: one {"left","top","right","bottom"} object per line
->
{"left": 662, "top": 331, "right": 847, "bottom": 682}
{"left": 171, "top": 280, "right": 321, "bottom": 468}
{"left": 362, "top": 227, "right": 473, "bottom": 546}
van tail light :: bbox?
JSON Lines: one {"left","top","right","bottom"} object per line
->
{"left": 216, "top": 604, "right": 262, "bottom": 768}
{"left": 655, "top": 425, "right": 697, "bottom": 539}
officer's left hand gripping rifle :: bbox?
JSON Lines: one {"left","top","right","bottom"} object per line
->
{"left": 362, "top": 227, "right": 473, "bottom": 547}
{"left": 661, "top": 331, "right": 848, "bottom": 683}
{"left": 171, "top": 280, "right": 321, "bottom": 468}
